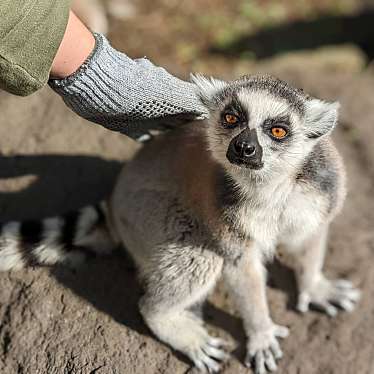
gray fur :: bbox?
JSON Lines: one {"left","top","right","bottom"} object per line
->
{"left": 199, "top": 74, "right": 307, "bottom": 115}
{"left": 297, "top": 139, "right": 341, "bottom": 213}
{"left": 214, "top": 167, "right": 242, "bottom": 221}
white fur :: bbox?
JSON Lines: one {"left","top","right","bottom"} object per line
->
{"left": 0, "top": 222, "right": 24, "bottom": 270}
{"left": 237, "top": 90, "right": 293, "bottom": 127}
{"left": 304, "top": 99, "right": 340, "bottom": 138}
{"left": 33, "top": 217, "right": 66, "bottom": 265}
{"left": 191, "top": 74, "right": 227, "bottom": 104}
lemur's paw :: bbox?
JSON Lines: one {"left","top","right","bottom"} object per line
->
{"left": 189, "top": 334, "right": 230, "bottom": 373}
{"left": 146, "top": 310, "right": 230, "bottom": 373}
{"left": 297, "top": 277, "right": 361, "bottom": 317}
{"left": 180, "top": 318, "right": 230, "bottom": 373}
{"left": 245, "top": 323, "right": 289, "bottom": 374}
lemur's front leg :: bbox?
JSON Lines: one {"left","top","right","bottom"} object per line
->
{"left": 288, "top": 224, "right": 361, "bottom": 317}
{"left": 223, "top": 244, "right": 289, "bottom": 374}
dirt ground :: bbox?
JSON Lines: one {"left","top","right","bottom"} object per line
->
{"left": 1, "top": 1, "right": 374, "bottom": 374}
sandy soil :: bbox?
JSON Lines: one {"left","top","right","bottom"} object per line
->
{"left": 1, "top": 3, "right": 374, "bottom": 374}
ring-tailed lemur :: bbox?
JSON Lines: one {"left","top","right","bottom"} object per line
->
{"left": 109, "top": 75, "right": 361, "bottom": 373}
{"left": 0, "top": 75, "right": 360, "bottom": 373}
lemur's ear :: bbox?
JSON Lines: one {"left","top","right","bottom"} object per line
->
{"left": 191, "top": 74, "right": 227, "bottom": 106}
{"left": 304, "top": 99, "right": 340, "bottom": 139}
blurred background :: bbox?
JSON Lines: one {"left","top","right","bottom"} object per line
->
{"left": 97, "top": 0, "right": 374, "bottom": 77}
{"left": 1, "top": 1, "right": 374, "bottom": 373}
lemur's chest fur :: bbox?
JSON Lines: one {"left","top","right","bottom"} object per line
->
{"left": 239, "top": 184, "right": 325, "bottom": 249}
{"left": 214, "top": 166, "right": 328, "bottom": 257}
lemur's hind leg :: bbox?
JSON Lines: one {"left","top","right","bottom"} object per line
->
{"left": 285, "top": 224, "right": 361, "bottom": 316}
{"left": 139, "top": 245, "right": 229, "bottom": 372}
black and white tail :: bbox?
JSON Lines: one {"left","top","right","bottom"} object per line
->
{"left": 0, "top": 202, "right": 116, "bottom": 271}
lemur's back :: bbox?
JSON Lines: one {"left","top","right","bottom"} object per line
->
{"left": 110, "top": 123, "right": 218, "bottom": 266}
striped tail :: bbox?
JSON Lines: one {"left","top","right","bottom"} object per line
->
{"left": 0, "top": 202, "right": 116, "bottom": 271}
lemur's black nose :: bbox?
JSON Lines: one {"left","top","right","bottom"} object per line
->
{"left": 234, "top": 140, "right": 256, "bottom": 158}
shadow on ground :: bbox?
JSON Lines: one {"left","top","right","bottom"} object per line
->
{"left": 0, "top": 154, "right": 121, "bottom": 220}
{"left": 211, "top": 10, "right": 374, "bottom": 60}
{"left": 51, "top": 251, "right": 148, "bottom": 332}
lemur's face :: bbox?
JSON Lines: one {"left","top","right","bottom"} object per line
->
{"left": 193, "top": 75, "right": 339, "bottom": 179}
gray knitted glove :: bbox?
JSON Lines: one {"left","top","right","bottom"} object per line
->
{"left": 49, "top": 33, "right": 208, "bottom": 141}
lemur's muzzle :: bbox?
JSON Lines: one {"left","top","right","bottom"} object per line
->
{"left": 234, "top": 139, "right": 256, "bottom": 158}
{"left": 227, "top": 129, "right": 264, "bottom": 169}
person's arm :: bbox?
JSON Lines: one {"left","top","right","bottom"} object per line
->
{"left": 1, "top": 2, "right": 208, "bottom": 139}
{"left": 49, "top": 23, "right": 208, "bottom": 141}
{"left": 50, "top": 11, "right": 95, "bottom": 79}
{"left": 0, "top": 0, "right": 71, "bottom": 96}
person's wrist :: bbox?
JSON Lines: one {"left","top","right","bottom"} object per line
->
{"left": 50, "top": 11, "right": 95, "bottom": 79}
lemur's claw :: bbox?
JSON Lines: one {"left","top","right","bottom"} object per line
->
{"left": 192, "top": 335, "right": 231, "bottom": 373}
{"left": 245, "top": 323, "right": 288, "bottom": 373}
{"left": 297, "top": 277, "right": 361, "bottom": 317}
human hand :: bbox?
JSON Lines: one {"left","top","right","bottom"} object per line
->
{"left": 49, "top": 33, "right": 208, "bottom": 141}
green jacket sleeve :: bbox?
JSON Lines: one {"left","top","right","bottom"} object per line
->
{"left": 0, "top": 0, "right": 71, "bottom": 96}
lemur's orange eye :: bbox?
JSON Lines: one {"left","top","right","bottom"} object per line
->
{"left": 224, "top": 114, "right": 239, "bottom": 125}
{"left": 271, "top": 127, "right": 287, "bottom": 139}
